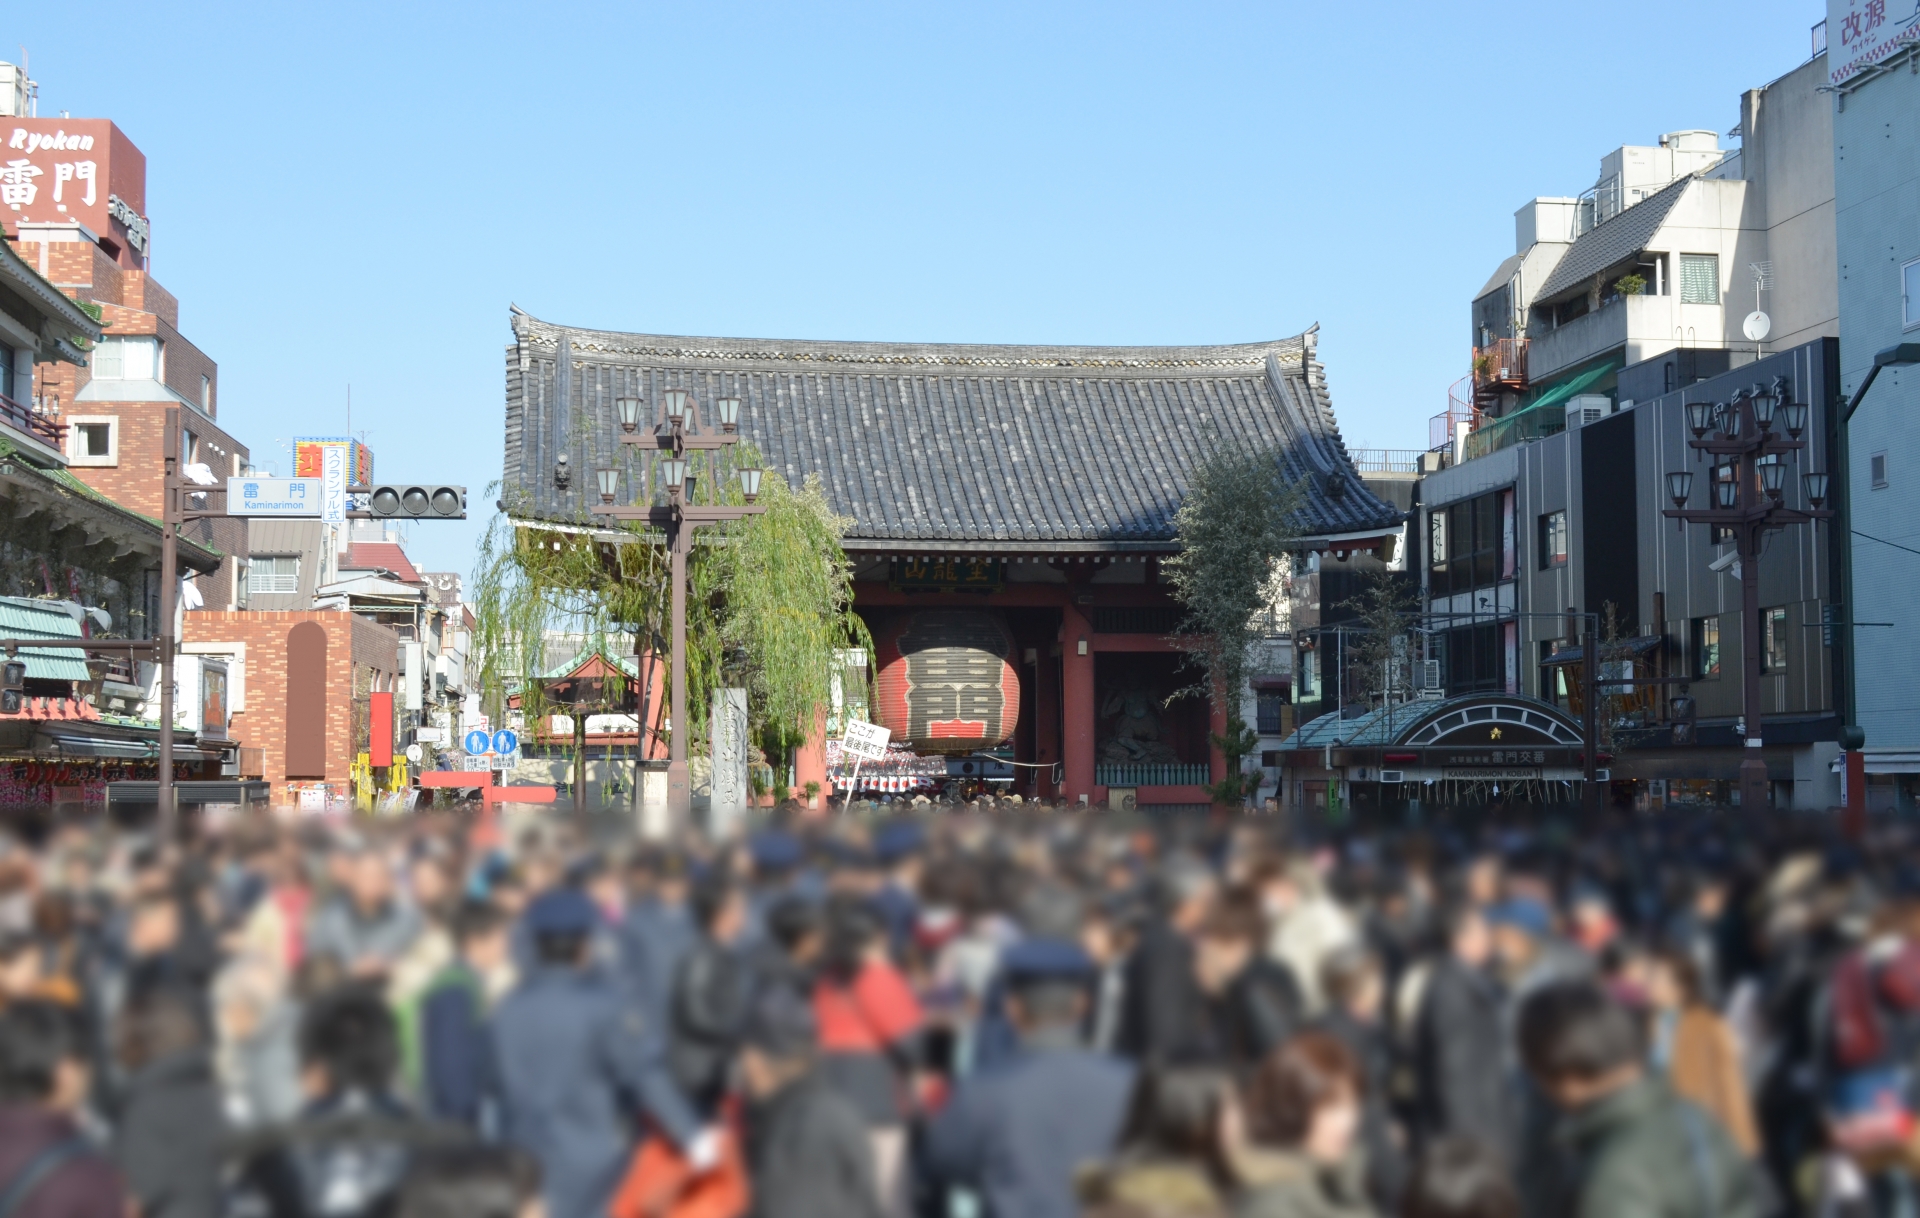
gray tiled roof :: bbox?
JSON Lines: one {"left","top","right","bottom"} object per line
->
{"left": 1533, "top": 175, "right": 1695, "bottom": 303}
{"left": 502, "top": 313, "right": 1402, "bottom": 549}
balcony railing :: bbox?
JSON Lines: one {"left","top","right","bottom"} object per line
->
{"left": 0, "top": 391, "right": 67, "bottom": 449}
{"left": 1430, "top": 377, "right": 1482, "bottom": 452}
{"left": 1097, "top": 763, "right": 1210, "bottom": 786}
{"left": 1348, "top": 449, "right": 1430, "bottom": 474}
{"left": 1470, "top": 338, "right": 1528, "bottom": 401}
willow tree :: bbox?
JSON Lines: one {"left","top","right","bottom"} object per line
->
{"left": 470, "top": 464, "right": 870, "bottom": 765}
{"left": 1163, "top": 441, "right": 1302, "bottom": 801}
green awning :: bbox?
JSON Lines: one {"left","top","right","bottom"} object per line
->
{"left": 0, "top": 597, "right": 95, "bottom": 682}
{"left": 1525, "top": 352, "right": 1626, "bottom": 414}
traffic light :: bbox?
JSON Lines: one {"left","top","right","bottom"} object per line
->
{"left": 365, "top": 485, "right": 466, "bottom": 520}
{"left": 2, "top": 660, "right": 23, "bottom": 715}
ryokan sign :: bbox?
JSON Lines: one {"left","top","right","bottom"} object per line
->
{"left": 0, "top": 119, "right": 149, "bottom": 266}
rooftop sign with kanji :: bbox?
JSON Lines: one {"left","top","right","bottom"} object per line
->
{"left": 1828, "top": 0, "right": 1920, "bottom": 84}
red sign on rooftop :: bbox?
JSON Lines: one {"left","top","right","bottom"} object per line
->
{"left": 2, "top": 118, "right": 148, "bottom": 267}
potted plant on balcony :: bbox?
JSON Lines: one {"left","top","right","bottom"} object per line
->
{"left": 1613, "top": 273, "right": 1647, "bottom": 297}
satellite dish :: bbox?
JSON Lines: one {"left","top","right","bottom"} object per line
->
{"left": 1743, "top": 311, "right": 1772, "bottom": 341}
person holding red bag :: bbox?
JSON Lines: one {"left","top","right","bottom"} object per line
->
{"left": 813, "top": 894, "right": 924, "bottom": 1218}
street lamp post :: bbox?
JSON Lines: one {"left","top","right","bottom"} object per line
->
{"left": 593, "top": 392, "right": 764, "bottom": 831}
{"left": 1665, "top": 376, "right": 1832, "bottom": 813}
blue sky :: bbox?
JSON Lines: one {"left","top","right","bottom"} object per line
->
{"left": 9, "top": 0, "right": 1826, "bottom": 576}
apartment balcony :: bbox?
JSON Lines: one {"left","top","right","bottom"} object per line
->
{"left": 1470, "top": 338, "right": 1528, "bottom": 406}
{"left": 1526, "top": 294, "right": 1722, "bottom": 384}
{"left": 0, "top": 391, "right": 68, "bottom": 462}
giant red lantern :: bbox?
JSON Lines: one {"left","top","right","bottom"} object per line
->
{"left": 873, "top": 610, "right": 1020, "bottom": 755}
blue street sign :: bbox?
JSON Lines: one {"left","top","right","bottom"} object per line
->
{"left": 227, "top": 477, "right": 323, "bottom": 517}
{"left": 463, "top": 729, "right": 493, "bottom": 755}
{"left": 492, "top": 728, "right": 519, "bottom": 755}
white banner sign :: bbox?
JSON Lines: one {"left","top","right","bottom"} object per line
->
{"left": 321, "top": 443, "right": 347, "bottom": 525}
{"left": 1828, "top": 0, "right": 1920, "bottom": 85}
{"left": 228, "top": 478, "right": 323, "bottom": 517}
{"left": 841, "top": 719, "right": 892, "bottom": 762}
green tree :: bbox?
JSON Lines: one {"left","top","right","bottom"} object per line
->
{"left": 471, "top": 461, "right": 870, "bottom": 763}
{"left": 1163, "top": 441, "right": 1302, "bottom": 707}
{"left": 1336, "top": 569, "right": 1421, "bottom": 710}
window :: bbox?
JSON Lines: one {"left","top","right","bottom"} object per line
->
{"left": 1694, "top": 617, "right": 1721, "bottom": 678}
{"left": 1429, "top": 489, "right": 1514, "bottom": 598}
{"left": 1679, "top": 254, "right": 1720, "bottom": 304}
{"left": 181, "top": 429, "right": 198, "bottom": 464}
{"left": 200, "top": 374, "right": 211, "bottom": 411}
{"left": 89, "top": 336, "right": 160, "bottom": 381}
{"left": 249, "top": 556, "right": 300, "bottom": 594}
{"left": 1872, "top": 451, "right": 1889, "bottom": 489}
{"left": 1255, "top": 693, "right": 1287, "bottom": 735}
{"left": 1905, "top": 257, "right": 1920, "bottom": 330}
{"left": 1764, "top": 607, "right": 1789, "bottom": 672}
{"left": 1538, "top": 510, "right": 1568, "bottom": 569}
{"left": 64, "top": 416, "right": 117, "bottom": 467}
{"left": 0, "top": 357, "right": 10, "bottom": 401}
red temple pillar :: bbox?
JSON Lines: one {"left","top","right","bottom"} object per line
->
{"left": 1034, "top": 645, "right": 1062, "bottom": 800}
{"left": 1061, "top": 603, "right": 1096, "bottom": 804}
{"left": 794, "top": 706, "right": 830, "bottom": 814}
{"left": 1209, "top": 694, "right": 1229, "bottom": 789}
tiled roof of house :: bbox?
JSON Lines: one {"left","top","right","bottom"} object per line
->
{"left": 502, "top": 313, "right": 1402, "bottom": 549}
{"left": 338, "top": 542, "right": 421, "bottom": 584}
{"left": 1534, "top": 175, "right": 1696, "bottom": 303}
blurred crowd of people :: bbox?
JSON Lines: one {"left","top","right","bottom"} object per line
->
{"left": 5, "top": 800, "right": 1920, "bottom": 1217}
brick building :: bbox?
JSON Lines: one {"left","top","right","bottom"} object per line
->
{"left": 15, "top": 221, "right": 249, "bottom": 611}
{"left": 183, "top": 611, "right": 400, "bottom": 788}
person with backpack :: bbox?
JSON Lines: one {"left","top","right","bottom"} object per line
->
{"left": 1516, "top": 978, "right": 1761, "bottom": 1218}
{"left": 0, "top": 1000, "right": 126, "bottom": 1218}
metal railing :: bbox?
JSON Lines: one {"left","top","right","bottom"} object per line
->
{"left": 1470, "top": 338, "right": 1529, "bottom": 394}
{"left": 1097, "top": 763, "right": 1210, "bottom": 786}
{"left": 0, "top": 391, "right": 67, "bottom": 449}
{"left": 1430, "top": 378, "right": 1481, "bottom": 452}
{"left": 1348, "top": 450, "right": 1429, "bottom": 474}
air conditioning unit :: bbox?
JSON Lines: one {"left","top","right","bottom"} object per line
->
{"left": 1415, "top": 660, "right": 1444, "bottom": 699}
{"left": 1564, "top": 394, "right": 1613, "bottom": 429}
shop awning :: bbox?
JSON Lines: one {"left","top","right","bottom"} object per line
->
{"left": 1525, "top": 352, "right": 1626, "bottom": 415}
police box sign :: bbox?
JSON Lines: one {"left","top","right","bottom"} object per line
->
{"left": 227, "top": 478, "right": 323, "bottom": 517}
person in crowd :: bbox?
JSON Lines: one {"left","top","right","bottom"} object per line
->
{"left": 1255, "top": 859, "right": 1359, "bottom": 1017}
{"left": 1235, "top": 1031, "right": 1376, "bottom": 1218}
{"left": 394, "top": 1144, "right": 544, "bottom": 1218}
{"left": 753, "top": 894, "right": 824, "bottom": 1000}
{"left": 225, "top": 984, "right": 453, "bottom": 1218}
{"left": 925, "top": 938, "right": 1136, "bottom": 1218}
{"left": 1409, "top": 904, "right": 1508, "bottom": 1160}
{"left": 620, "top": 850, "right": 694, "bottom": 1023}
{"left": 1193, "top": 890, "right": 1304, "bottom": 1076}
{"left": 1076, "top": 1064, "right": 1237, "bottom": 1218}
{"left": 306, "top": 843, "right": 423, "bottom": 983}
{"left": 0, "top": 1000, "right": 126, "bottom": 1218}
{"left": 738, "top": 983, "right": 885, "bottom": 1218}
{"left": 814, "top": 892, "right": 923, "bottom": 1216}
{"left": 110, "top": 987, "right": 224, "bottom": 1218}
{"left": 492, "top": 886, "right": 708, "bottom": 1218}
{"left": 418, "top": 899, "right": 510, "bottom": 1129}
{"left": 668, "top": 874, "right": 754, "bottom": 1118}
{"left": 1118, "top": 855, "right": 1217, "bottom": 1063}
{"left": 1399, "top": 1139, "right": 1518, "bottom": 1218}
{"left": 1516, "top": 977, "right": 1761, "bottom": 1218}
{"left": 1315, "top": 947, "right": 1404, "bottom": 1210}
{"left": 1643, "top": 948, "right": 1759, "bottom": 1158}
{"left": 869, "top": 823, "right": 924, "bottom": 963}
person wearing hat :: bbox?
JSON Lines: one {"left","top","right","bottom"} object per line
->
{"left": 924, "top": 938, "right": 1136, "bottom": 1218}
{"left": 737, "top": 984, "right": 885, "bottom": 1218}
{"left": 869, "top": 823, "right": 924, "bottom": 963}
{"left": 491, "top": 887, "right": 709, "bottom": 1218}
{"left": 619, "top": 850, "right": 695, "bottom": 1027}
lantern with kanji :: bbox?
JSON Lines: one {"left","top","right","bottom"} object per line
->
{"left": 872, "top": 610, "right": 1020, "bottom": 755}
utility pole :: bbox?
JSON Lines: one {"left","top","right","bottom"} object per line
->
{"left": 157, "top": 408, "right": 179, "bottom": 830}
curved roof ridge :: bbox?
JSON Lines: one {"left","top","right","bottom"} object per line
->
{"left": 510, "top": 310, "right": 1311, "bottom": 371}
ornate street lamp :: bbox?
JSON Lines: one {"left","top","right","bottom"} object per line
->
{"left": 1760, "top": 459, "right": 1786, "bottom": 501}
{"left": 1665, "top": 373, "right": 1833, "bottom": 813}
{"left": 616, "top": 397, "right": 644, "bottom": 433}
{"left": 588, "top": 389, "right": 767, "bottom": 831}
{"left": 1666, "top": 471, "right": 1693, "bottom": 530}
{"left": 1686, "top": 399, "right": 1714, "bottom": 440}
{"left": 596, "top": 467, "right": 620, "bottom": 504}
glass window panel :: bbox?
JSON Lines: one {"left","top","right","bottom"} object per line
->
{"left": 1680, "top": 254, "right": 1720, "bottom": 304}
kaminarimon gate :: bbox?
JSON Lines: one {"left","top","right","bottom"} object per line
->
{"left": 501, "top": 312, "right": 1400, "bottom": 810}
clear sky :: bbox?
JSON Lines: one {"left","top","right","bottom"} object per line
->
{"left": 8, "top": 0, "right": 1827, "bottom": 577}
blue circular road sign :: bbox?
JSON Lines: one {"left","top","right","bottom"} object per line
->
{"left": 492, "top": 729, "right": 519, "bottom": 755}
{"left": 464, "top": 729, "right": 493, "bottom": 755}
